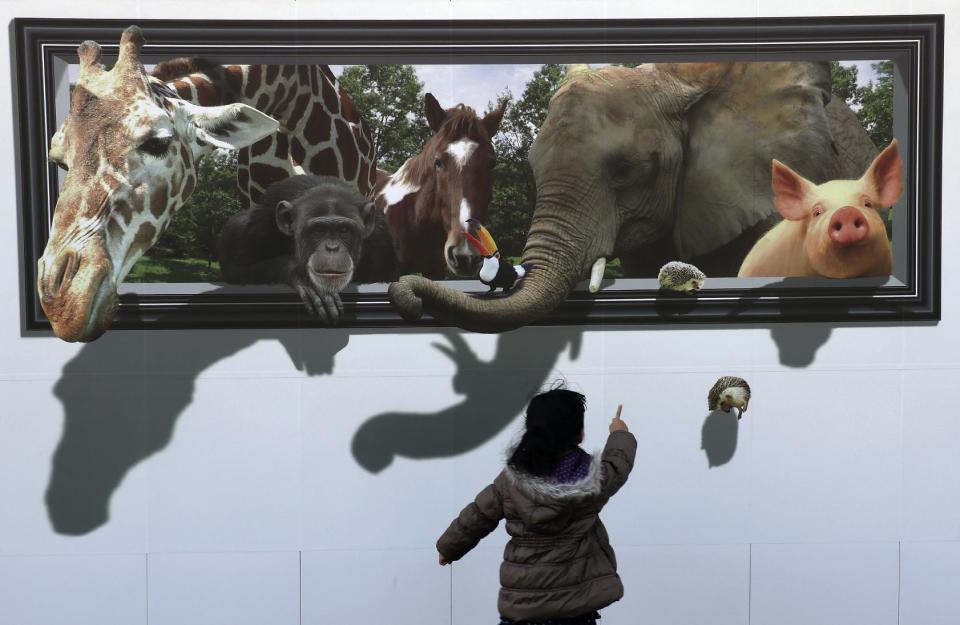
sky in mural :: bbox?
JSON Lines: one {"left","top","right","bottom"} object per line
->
{"left": 67, "top": 62, "right": 881, "bottom": 115}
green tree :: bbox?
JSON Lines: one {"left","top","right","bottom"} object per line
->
{"left": 857, "top": 60, "right": 894, "bottom": 148}
{"left": 829, "top": 60, "right": 894, "bottom": 149}
{"left": 486, "top": 64, "right": 567, "bottom": 258}
{"left": 338, "top": 65, "right": 432, "bottom": 171}
{"left": 151, "top": 149, "right": 240, "bottom": 266}
{"left": 829, "top": 61, "right": 860, "bottom": 104}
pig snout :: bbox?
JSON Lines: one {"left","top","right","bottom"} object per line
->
{"left": 828, "top": 206, "right": 870, "bottom": 247}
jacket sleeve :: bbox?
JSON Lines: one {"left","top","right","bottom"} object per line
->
{"left": 436, "top": 480, "right": 505, "bottom": 562}
{"left": 599, "top": 430, "right": 638, "bottom": 500}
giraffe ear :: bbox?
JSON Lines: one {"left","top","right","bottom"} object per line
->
{"left": 185, "top": 102, "right": 279, "bottom": 151}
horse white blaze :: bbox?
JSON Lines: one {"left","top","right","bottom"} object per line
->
{"left": 447, "top": 139, "right": 478, "bottom": 171}
{"left": 459, "top": 198, "right": 472, "bottom": 228}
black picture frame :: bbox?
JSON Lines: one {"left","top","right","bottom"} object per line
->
{"left": 12, "top": 15, "right": 943, "bottom": 332}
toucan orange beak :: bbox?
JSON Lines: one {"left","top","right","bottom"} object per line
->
{"left": 464, "top": 231, "right": 493, "bottom": 257}
{"left": 464, "top": 222, "right": 498, "bottom": 257}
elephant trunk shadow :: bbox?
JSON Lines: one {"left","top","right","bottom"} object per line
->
{"left": 351, "top": 328, "right": 582, "bottom": 473}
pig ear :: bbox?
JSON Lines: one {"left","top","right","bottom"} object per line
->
{"left": 771, "top": 159, "right": 813, "bottom": 221}
{"left": 863, "top": 138, "right": 904, "bottom": 208}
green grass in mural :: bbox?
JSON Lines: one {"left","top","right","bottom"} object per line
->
{"left": 126, "top": 256, "right": 221, "bottom": 283}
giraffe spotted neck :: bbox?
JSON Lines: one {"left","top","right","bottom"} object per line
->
{"left": 152, "top": 58, "right": 377, "bottom": 205}
{"left": 39, "top": 27, "right": 380, "bottom": 342}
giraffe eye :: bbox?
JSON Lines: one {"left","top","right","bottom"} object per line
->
{"left": 138, "top": 135, "right": 173, "bottom": 157}
{"left": 51, "top": 157, "right": 69, "bottom": 172}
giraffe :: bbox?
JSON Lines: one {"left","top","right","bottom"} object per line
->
{"left": 151, "top": 57, "right": 378, "bottom": 204}
{"left": 39, "top": 26, "right": 377, "bottom": 342}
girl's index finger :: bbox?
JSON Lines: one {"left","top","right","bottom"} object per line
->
{"left": 615, "top": 404, "right": 623, "bottom": 419}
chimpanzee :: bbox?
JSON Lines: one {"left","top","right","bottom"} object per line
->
{"left": 217, "top": 175, "right": 398, "bottom": 325}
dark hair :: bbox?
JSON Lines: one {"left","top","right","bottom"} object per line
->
{"left": 508, "top": 387, "right": 586, "bottom": 477}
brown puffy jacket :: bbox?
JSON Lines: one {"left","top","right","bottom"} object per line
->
{"left": 437, "top": 430, "right": 638, "bottom": 621}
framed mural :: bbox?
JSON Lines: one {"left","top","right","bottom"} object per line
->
{"left": 13, "top": 16, "right": 943, "bottom": 340}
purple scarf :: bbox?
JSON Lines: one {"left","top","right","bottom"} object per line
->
{"left": 552, "top": 448, "right": 592, "bottom": 484}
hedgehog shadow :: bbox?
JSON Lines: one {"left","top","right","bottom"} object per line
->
{"left": 654, "top": 288, "right": 699, "bottom": 318}
{"left": 701, "top": 409, "right": 739, "bottom": 468}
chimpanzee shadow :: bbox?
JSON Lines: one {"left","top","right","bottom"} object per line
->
{"left": 701, "top": 409, "right": 739, "bottom": 468}
{"left": 351, "top": 327, "right": 583, "bottom": 473}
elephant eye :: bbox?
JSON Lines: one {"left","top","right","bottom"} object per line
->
{"left": 434, "top": 158, "right": 443, "bottom": 169}
{"left": 609, "top": 152, "right": 658, "bottom": 189}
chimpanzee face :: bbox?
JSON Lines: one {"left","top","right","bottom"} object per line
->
{"left": 276, "top": 184, "right": 376, "bottom": 294}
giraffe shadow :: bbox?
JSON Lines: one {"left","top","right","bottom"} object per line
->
{"left": 45, "top": 290, "right": 583, "bottom": 535}
{"left": 46, "top": 319, "right": 348, "bottom": 536}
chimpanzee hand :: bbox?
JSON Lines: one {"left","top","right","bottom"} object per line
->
{"left": 292, "top": 274, "right": 344, "bottom": 325}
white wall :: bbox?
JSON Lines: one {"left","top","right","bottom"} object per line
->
{"left": 0, "top": 1, "right": 957, "bottom": 624}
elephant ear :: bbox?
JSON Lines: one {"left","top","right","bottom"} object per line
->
{"left": 671, "top": 61, "right": 847, "bottom": 261}
{"left": 656, "top": 63, "right": 734, "bottom": 113}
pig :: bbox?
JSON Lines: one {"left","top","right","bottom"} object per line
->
{"left": 738, "top": 139, "right": 903, "bottom": 279}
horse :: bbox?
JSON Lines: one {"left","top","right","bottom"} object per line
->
{"left": 374, "top": 93, "right": 506, "bottom": 279}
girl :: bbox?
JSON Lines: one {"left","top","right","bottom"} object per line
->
{"left": 437, "top": 387, "right": 637, "bottom": 625}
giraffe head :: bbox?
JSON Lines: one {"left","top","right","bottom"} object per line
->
{"left": 39, "top": 26, "right": 279, "bottom": 342}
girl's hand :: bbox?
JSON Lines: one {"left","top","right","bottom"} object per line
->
{"left": 609, "top": 404, "right": 629, "bottom": 433}
{"left": 439, "top": 553, "right": 451, "bottom": 566}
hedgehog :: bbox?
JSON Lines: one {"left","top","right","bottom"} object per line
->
{"left": 658, "top": 261, "right": 706, "bottom": 293}
{"left": 708, "top": 376, "right": 751, "bottom": 419}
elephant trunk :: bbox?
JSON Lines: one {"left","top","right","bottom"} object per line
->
{"left": 389, "top": 181, "right": 611, "bottom": 333}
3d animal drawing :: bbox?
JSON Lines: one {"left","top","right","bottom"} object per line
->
{"left": 658, "top": 261, "right": 706, "bottom": 293}
{"left": 218, "top": 176, "right": 397, "bottom": 324}
{"left": 463, "top": 218, "right": 533, "bottom": 292}
{"left": 708, "top": 376, "right": 752, "bottom": 419}
{"left": 738, "top": 139, "right": 902, "bottom": 278}
{"left": 389, "top": 61, "right": 881, "bottom": 332}
{"left": 374, "top": 94, "right": 506, "bottom": 279}
{"left": 38, "top": 25, "right": 378, "bottom": 342}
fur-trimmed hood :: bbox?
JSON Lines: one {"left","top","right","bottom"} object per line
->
{"left": 502, "top": 450, "right": 603, "bottom": 502}
{"left": 437, "top": 430, "right": 637, "bottom": 622}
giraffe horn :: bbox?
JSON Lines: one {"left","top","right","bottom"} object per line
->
{"left": 114, "top": 25, "right": 145, "bottom": 74}
{"left": 76, "top": 41, "right": 103, "bottom": 79}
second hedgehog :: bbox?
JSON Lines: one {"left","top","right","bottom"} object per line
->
{"left": 658, "top": 261, "right": 706, "bottom": 293}
{"left": 708, "top": 376, "right": 751, "bottom": 419}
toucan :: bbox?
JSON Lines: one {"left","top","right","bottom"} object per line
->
{"left": 463, "top": 218, "right": 534, "bottom": 292}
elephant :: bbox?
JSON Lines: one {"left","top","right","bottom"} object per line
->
{"left": 389, "top": 61, "right": 880, "bottom": 332}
